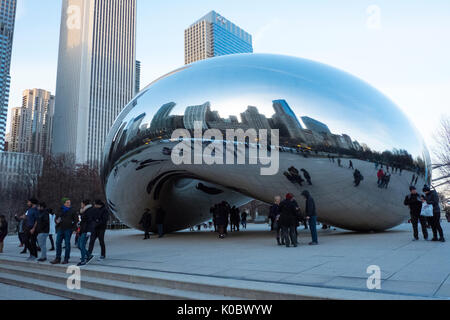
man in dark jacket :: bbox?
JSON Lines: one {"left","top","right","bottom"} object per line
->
{"left": 404, "top": 186, "right": 428, "bottom": 241}
{"left": 51, "top": 198, "right": 78, "bottom": 265}
{"left": 216, "top": 202, "right": 229, "bottom": 239}
{"left": 139, "top": 209, "right": 152, "bottom": 240}
{"left": 301, "top": 169, "right": 312, "bottom": 185}
{"left": 88, "top": 200, "right": 109, "bottom": 260}
{"left": 423, "top": 186, "right": 445, "bottom": 242}
{"left": 78, "top": 200, "right": 96, "bottom": 266}
{"left": 270, "top": 196, "right": 283, "bottom": 245}
{"left": 279, "top": 194, "right": 298, "bottom": 248}
{"left": 302, "top": 190, "right": 319, "bottom": 245}
{"left": 156, "top": 207, "right": 166, "bottom": 238}
{"left": 36, "top": 202, "right": 50, "bottom": 262}
{"left": 23, "top": 198, "right": 39, "bottom": 261}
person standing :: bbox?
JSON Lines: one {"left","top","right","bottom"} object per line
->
{"left": 0, "top": 215, "right": 7, "bottom": 253}
{"left": 377, "top": 169, "right": 385, "bottom": 186}
{"left": 349, "top": 160, "right": 354, "bottom": 170}
{"left": 302, "top": 191, "right": 319, "bottom": 245}
{"left": 404, "top": 186, "right": 428, "bottom": 241}
{"left": 270, "top": 196, "right": 282, "bottom": 246}
{"left": 241, "top": 210, "right": 248, "bottom": 230}
{"left": 51, "top": 198, "right": 78, "bottom": 265}
{"left": 77, "top": 200, "right": 96, "bottom": 266}
{"left": 279, "top": 194, "right": 298, "bottom": 248}
{"left": 14, "top": 213, "right": 25, "bottom": 250}
{"left": 48, "top": 209, "right": 56, "bottom": 251}
{"left": 156, "top": 206, "right": 166, "bottom": 238}
{"left": 36, "top": 203, "right": 50, "bottom": 262}
{"left": 423, "top": 186, "right": 445, "bottom": 242}
{"left": 301, "top": 169, "right": 313, "bottom": 186}
{"left": 216, "top": 202, "right": 229, "bottom": 239}
{"left": 139, "top": 209, "right": 152, "bottom": 240}
{"left": 23, "top": 198, "right": 39, "bottom": 261}
{"left": 88, "top": 200, "right": 109, "bottom": 260}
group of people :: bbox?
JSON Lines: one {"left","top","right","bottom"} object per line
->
{"left": 210, "top": 202, "right": 248, "bottom": 239}
{"left": 404, "top": 185, "right": 445, "bottom": 242}
{"left": 283, "top": 166, "right": 313, "bottom": 187}
{"left": 377, "top": 168, "right": 392, "bottom": 189}
{"left": 139, "top": 207, "right": 166, "bottom": 240}
{"left": 9, "top": 197, "right": 109, "bottom": 267}
{"left": 270, "top": 191, "right": 319, "bottom": 247}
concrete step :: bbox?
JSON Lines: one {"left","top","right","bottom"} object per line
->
{"left": 0, "top": 262, "right": 240, "bottom": 300}
{"left": 0, "top": 272, "right": 138, "bottom": 300}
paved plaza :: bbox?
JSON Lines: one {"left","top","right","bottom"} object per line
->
{"left": 0, "top": 222, "right": 449, "bottom": 299}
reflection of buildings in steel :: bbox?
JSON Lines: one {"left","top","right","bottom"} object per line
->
{"left": 301, "top": 116, "right": 331, "bottom": 135}
{"left": 150, "top": 102, "right": 176, "bottom": 135}
{"left": 240, "top": 106, "right": 271, "bottom": 130}
{"left": 272, "top": 100, "right": 305, "bottom": 141}
{"left": 184, "top": 102, "right": 211, "bottom": 130}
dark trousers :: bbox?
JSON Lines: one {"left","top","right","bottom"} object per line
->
{"left": 56, "top": 229, "right": 73, "bottom": 261}
{"left": 281, "top": 225, "right": 297, "bottom": 246}
{"left": 276, "top": 224, "right": 283, "bottom": 244}
{"left": 411, "top": 214, "right": 428, "bottom": 239}
{"left": 157, "top": 224, "right": 164, "bottom": 237}
{"left": 143, "top": 227, "right": 151, "bottom": 239}
{"left": 88, "top": 227, "right": 106, "bottom": 257}
{"left": 309, "top": 216, "right": 318, "bottom": 244}
{"left": 429, "top": 213, "right": 444, "bottom": 240}
{"left": 18, "top": 232, "right": 25, "bottom": 246}
{"left": 49, "top": 234, "right": 55, "bottom": 250}
{"left": 24, "top": 229, "right": 38, "bottom": 257}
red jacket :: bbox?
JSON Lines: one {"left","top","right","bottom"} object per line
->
{"left": 377, "top": 170, "right": 384, "bottom": 179}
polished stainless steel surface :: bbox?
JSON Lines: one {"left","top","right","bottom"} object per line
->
{"left": 102, "top": 53, "right": 431, "bottom": 232}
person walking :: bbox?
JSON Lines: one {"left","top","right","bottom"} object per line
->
{"left": 423, "top": 186, "right": 445, "bottom": 242}
{"left": 0, "top": 215, "right": 7, "bottom": 253}
{"left": 404, "top": 186, "right": 428, "bottom": 241}
{"left": 156, "top": 206, "right": 166, "bottom": 238}
{"left": 48, "top": 209, "right": 56, "bottom": 251}
{"left": 87, "top": 200, "right": 109, "bottom": 260}
{"left": 139, "top": 209, "right": 152, "bottom": 240}
{"left": 353, "top": 169, "right": 364, "bottom": 187}
{"left": 302, "top": 191, "right": 319, "bottom": 245}
{"left": 377, "top": 169, "right": 385, "bottom": 186}
{"left": 23, "top": 198, "right": 39, "bottom": 261}
{"left": 51, "top": 198, "right": 78, "bottom": 265}
{"left": 349, "top": 160, "right": 354, "bottom": 170}
{"left": 36, "top": 203, "right": 50, "bottom": 262}
{"left": 216, "top": 202, "right": 229, "bottom": 239}
{"left": 279, "top": 194, "right": 298, "bottom": 248}
{"left": 301, "top": 169, "right": 313, "bottom": 185}
{"left": 241, "top": 210, "right": 248, "bottom": 230}
{"left": 77, "top": 200, "right": 96, "bottom": 266}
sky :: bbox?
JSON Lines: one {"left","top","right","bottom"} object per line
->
{"left": 7, "top": 0, "right": 450, "bottom": 159}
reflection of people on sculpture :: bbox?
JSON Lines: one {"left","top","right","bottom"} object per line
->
{"left": 349, "top": 160, "right": 354, "bottom": 170}
{"left": 283, "top": 167, "right": 304, "bottom": 186}
{"left": 379, "top": 173, "right": 391, "bottom": 189}
{"left": 302, "top": 191, "right": 319, "bottom": 246}
{"left": 377, "top": 169, "right": 385, "bottom": 186}
{"left": 279, "top": 194, "right": 298, "bottom": 248}
{"left": 353, "top": 169, "right": 364, "bottom": 187}
{"left": 404, "top": 186, "right": 428, "bottom": 241}
{"left": 241, "top": 210, "right": 248, "bottom": 230}
{"left": 337, "top": 159, "right": 342, "bottom": 167}
{"left": 216, "top": 202, "right": 229, "bottom": 239}
{"left": 301, "top": 169, "right": 313, "bottom": 185}
{"left": 423, "top": 186, "right": 445, "bottom": 242}
{"left": 156, "top": 206, "right": 166, "bottom": 238}
{"left": 139, "top": 209, "right": 152, "bottom": 240}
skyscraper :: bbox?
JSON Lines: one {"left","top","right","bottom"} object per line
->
{"left": 52, "top": 0, "right": 137, "bottom": 166}
{"left": 0, "top": 0, "right": 17, "bottom": 151}
{"left": 185, "top": 10, "right": 253, "bottom": 65}
{"left": 272, "top": 100, "right": 305, "bottom": 141}
{"left": 9, "top": 89, "right": 55, "bottom": 155}
{"left": 135, "top": 60, "right": 141, "bottom": 95}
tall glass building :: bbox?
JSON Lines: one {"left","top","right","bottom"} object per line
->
{"left": 0, "top": 0, "right": 17, "bottom": 151}
{"left": 185, "top": 10, "right": 253, "bottom": 65}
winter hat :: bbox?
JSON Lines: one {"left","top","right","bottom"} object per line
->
{"left": 286, "top": 193, "right": 294, "bottom": 200}
{"left": 409, "top": 186, "right": 416, "bottom": 191}
{"left": 61, "top": 197, "right": 70, "bottom": 205}
{"left": 422, "top": 185, "right": 431, "bottom": 193}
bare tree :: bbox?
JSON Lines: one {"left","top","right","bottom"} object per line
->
{"left": 433, "top": 115, "right": 450, "bottom": 191}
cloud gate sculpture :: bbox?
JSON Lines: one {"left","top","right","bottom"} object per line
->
{"left": 102, "top": 54, "right": 431, "bottom": 232}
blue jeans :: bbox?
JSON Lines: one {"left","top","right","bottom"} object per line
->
{"left": 309, "top": 216, "right": 318, "bottom": 244}
{"left": 37, "top": 233, "right": 48, "bottom": 260}
{"left": 78, "top": 233, "right": 89, "bottom": 262}
{"left": 56, "top": 229, "right": 73, "bottom": 261}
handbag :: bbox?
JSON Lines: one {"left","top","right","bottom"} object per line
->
{"left": 420, "top": 204, "right": 433, "bottom": 217}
